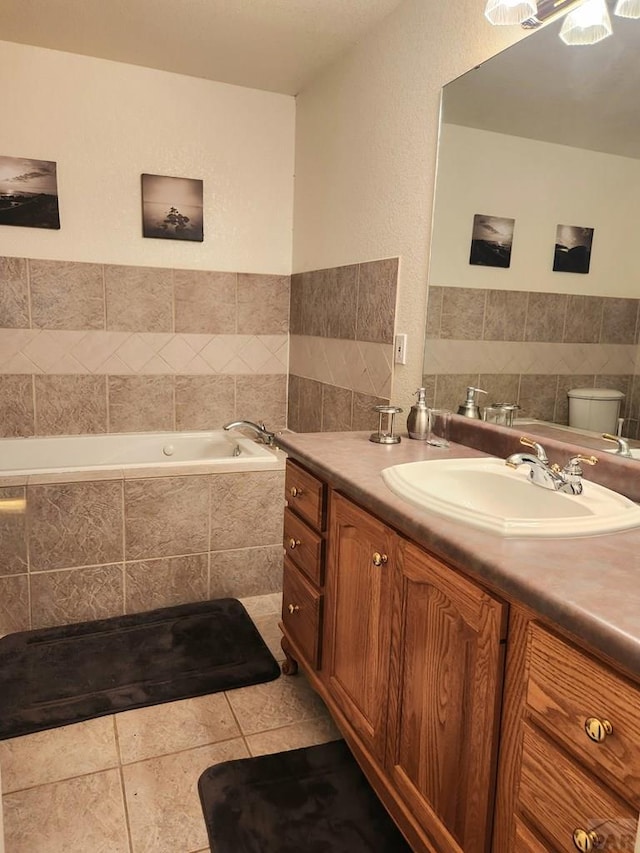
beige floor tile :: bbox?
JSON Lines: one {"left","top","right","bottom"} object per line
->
{"left": 246, "top": 717, "right": 342, "bottom": 757}
{"left": 238, "top": 592, "right": 280, "bottom": 619}
{"left": 0, "top": 716, "right": 119, "bottom": 793}
{"left": 116, "top": 693, "right": 240, "bottom": 764}
{"left": 252, "top": 612, "right": 285, "bottom": 661}
{"left": 3, "top": 768, "right": 129, "bottom": 853}
{"left": 226, "top": 672, "right": 328, "bottom": 735}
{"left": 122, "top": 738, "right": 248, "bottom": 853}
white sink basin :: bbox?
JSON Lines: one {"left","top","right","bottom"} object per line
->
{"left": 381, "top": 457, "right": 640, "bottom": 538}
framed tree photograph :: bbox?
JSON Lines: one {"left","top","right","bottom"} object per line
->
{"left": 141, "top": 173, "right": 204, "bottom": 241}
{"left": 0, "top": 155, "right": 60, "bottom": 229}
{"left": 469, "top": 213, "right": 515, "bottom": 268}
{"left": 553, "top": 224, "right": 594, "bottom": 274}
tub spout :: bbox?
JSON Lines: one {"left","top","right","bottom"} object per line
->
{"left": 223, "top": 420, "right": 276, "bottom": 446}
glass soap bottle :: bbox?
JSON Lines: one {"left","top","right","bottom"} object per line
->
{"left": 407, "top": 388, "right": 430, "bottom": 440}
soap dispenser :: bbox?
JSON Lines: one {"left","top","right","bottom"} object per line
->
{"left": 407, "top": 388, "right": 430, "bottom": 440}
{"left": 457, "top": 386, "right": 487, "bottom": 419}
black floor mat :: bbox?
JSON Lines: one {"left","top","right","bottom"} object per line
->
{"left": 0, "top": 598, "right": 280, "bottom": 740}
{"left": 198, "top": 739, "right": 412, "bottom": 852}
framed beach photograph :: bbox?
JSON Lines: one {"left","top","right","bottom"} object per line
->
{"left": 0, "top": 155, "right": 60, "bottom": 229}
{"left": 469, "top": 213, "right": 515, "bottom": 268}
{"left": 553, "top": 224, "right": 594, "bottom": 274}
{"left": 141, "top": 173, "right": 204, "bottom": 241}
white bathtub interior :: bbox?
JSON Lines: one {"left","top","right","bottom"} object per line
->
{"left": 0, "top": 429, "right": 283, "bottom": 477}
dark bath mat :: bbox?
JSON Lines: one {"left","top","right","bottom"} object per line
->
{"left": 198, "top": 739, "right": 412, "bottom": 852}
{"left": 0, "top": 598, "right": 280, "bottom": 741}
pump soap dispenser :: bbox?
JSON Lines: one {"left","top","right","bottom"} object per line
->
{"left": 407, "top": 388, "right": 430, "bottom": 440}
{"left": 457, "top": 387, "right": 487, "bottom": 419}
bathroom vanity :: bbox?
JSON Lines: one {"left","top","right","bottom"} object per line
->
{"left": 277, "top": 426, "right": 640, "bottom": 853}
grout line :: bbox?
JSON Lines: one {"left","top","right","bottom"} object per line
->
{"left": 112, "top": 716, "right": 135, "bottom": 853}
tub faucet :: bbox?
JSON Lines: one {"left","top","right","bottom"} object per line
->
{"left": 223, "top": 420, "right": 276, "bottom": 446}
{"left": 505, "top": 436, "right": 597, "bottom": 495}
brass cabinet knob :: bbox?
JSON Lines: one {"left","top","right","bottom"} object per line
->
{"left": 288, "top": 538, "right": 301, "bottom": 550}
{"left": 572, "top": 828, "right": 602, "bottom": 851}
{"left": 372, "top": 552, "right": 389, "bottom": 567}
{"left": 289, "top": 486, "right": 303, "bottom": 497}
{"left": 584, "top": 717, "right": 613, "bottom": 743}
{"left": 287, "top": 603, "right": 300, "bottom": 614}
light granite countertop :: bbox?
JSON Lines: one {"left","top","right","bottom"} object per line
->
{"left": 276, "top": 429, "right": 640, "bottom": 680}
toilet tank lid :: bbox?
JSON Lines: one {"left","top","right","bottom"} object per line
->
{"left": 567, "top": 387, "right": 625, "bottom": 400}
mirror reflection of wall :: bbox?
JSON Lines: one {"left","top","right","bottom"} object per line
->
{"left": 423, "top": 12, "right": 640, "bottom": 441}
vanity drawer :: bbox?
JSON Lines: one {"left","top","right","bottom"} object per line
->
{"left": 283, "top": 507, "right": 324, "bottom": 587}
{"left": 518, "top": 723, "right": 636, "bottom": 853}
{"left": 282, "top": 558, "right": 323, "bottom": 669}
{"left": 526, "top": 623, "right": 640, "bottom": 803}
{"left": 285, "top": 460, "right": 326, "bottom": 531}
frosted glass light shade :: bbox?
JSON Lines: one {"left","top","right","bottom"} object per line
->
{"left": 559, "top": 0, "right": 613, "bottom": 43}
{"left": 614, "top": 0, "right": 640, "bottom": 18}
{"left": 484, "top": 0, "right": 537, "bottom": 25}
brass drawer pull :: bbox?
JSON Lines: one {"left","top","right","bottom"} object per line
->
{"left": 288, "top": 538, "right": 301, "bottom": 550}
{"left": 287, "top": 603, "right": 300, "bottom": 615}
{"left": 584, "top": 717, "right": 613, "bottom": 743}
{"left": 572, "top": 828, "right": 602, "bottom": 851}
{"left": 372, "top": 552, "right": 388, "bottom": 567}
{"left": 290, "top": 486, "right": 303, "bottom": 498}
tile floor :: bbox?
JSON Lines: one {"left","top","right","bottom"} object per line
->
{"left": 0, "top": 593, "right": 341, "bottom": 853}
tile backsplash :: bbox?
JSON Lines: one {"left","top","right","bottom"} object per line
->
{"left": 424, "top": 285, "right": 640, "bottom": 438}
{"left": 0, "top": 257, "right": 289, "bottom": 437}
{"left": 288, "top": 258, "right": 398, "bottom": 432}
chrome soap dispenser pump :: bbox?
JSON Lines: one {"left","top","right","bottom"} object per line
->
{"left": 407, "top": 387, "right": 430, "bottom": 440}
{"left": 457, "top": 386, "right": 487, "bottom": 419}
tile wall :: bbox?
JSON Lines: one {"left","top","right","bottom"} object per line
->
{"left": 424, "top": 286, "right": 640, "bottom": 438}
{"left": 0, "top": 257, "right": 289, "bottom": 437}
{"left": 0, "top": 469, "right": 285, "bottom": 635}
{"left": 288, "top": 258, "right": 398, "bottom": 432}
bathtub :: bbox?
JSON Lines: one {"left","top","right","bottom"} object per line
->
{"left": 0, "top": 429, "right": 284, "bottom": 478}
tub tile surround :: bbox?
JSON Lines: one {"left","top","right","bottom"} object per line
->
{"left": 0, "top": 256, "right": 289, "bottom": 438}
{"left": 0, "top": 469, "right": 285, "bottom": 635}
{"left": 0, "top": 594, "right": 342, "bottom": 853}
{"left": 424, "top": 285, "right": 640, "bottom": 437}
{"left": 288, "top": 257, "right": 398, "bottom": 432}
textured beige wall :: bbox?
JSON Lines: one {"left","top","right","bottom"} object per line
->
{"left": 0, "top": 40, "right": 295, "bottom": 274}
{"left": 292, "top": 0, "right": 528, "bottom": 408}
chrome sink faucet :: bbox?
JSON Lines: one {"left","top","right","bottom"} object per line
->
{"left": 505, "top": 436, "right": 597, "bottom": 495}
{"left": 223, "top": 420, "right": 276, "bottom": 446}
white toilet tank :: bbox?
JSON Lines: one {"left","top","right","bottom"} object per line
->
{"left": 567, "top": 388, "right": 624, "bottom": 434}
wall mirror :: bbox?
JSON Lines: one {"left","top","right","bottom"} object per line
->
{"left": 424, "top": 9, "right": 640, "bottom": 461}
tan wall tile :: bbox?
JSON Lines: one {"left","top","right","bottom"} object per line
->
{"left": 35, "top": 374, "right": 107, "bottom": 435}
{"left": 356, "top": 258, "right": 398, "bottom": 344}
{"left": 108, "top": 375, "right": 175, "bottom": 433}
{"left": 440, "top": 287, "right": 486, "bottom": 341}
{"left": 352, "top": 392, "right": 389, "bottom": 432}
{"left": 0, "top": 485, "right": 27, "bottom": 575}
{"left": 28, "top": 480, "right": 124, "bottom": 571}
{"left": 478, "top": 374, "right": 520, "bottom": 407}
{"left": 175, "top": 375, "right": 235, "bottom": 430}
{"left": 0, "top": 574, "right": 29, "bottom": 635}
{"left": 303, "top": 266, "right": 358, "bottom": 340}
{"left": 0, "top": 374, "right": 34, "bottom": 437}
{"left": 210, "top": 471, "right": 284, "bottom": 551}
{"left": 297, "top": 376, "right": 323, "bottom": 433}
{"left": 125, "top": 553, "right": 208, "bottom": 613}
{"left": 600, "top": 297, "right": 639, "bottom": 345}
{"left": 209, "top": 544, "right": 283, "bottom": 597}
{"left": 0, "top": 256, "right": 29, "bottom": 328}
{"left": 564, "top": 295, "right": 603, "bottom": 344}
{"left": 483, "top": 289, "right": 527, "bottom": 342}
{"left": 519, "top": 373, "right": 558, "bottom": 421}
{"left": 29, "top": 259, "right": 104, "bottom": 330}
{"left": 289, "top": 272, "right": 306, "bottom": 335}
{"left": 321, "top": 384, "right": 352, "bottom": 432}
{"left": 287, "top": 374, "right": 300, "bottom": 432}
{"left": 105, "top": 265, "right": 173, "bottom": 332}
{"left": 237, "top": 273, "right": 290, "bottom": 335}
{"left": 174, "top": 269, "right": 236, "bottom": 334}
{"left": 30, "top": 564, "right": 125, "bottom": 629}
{"left": 524, "top": 292, "right": 568, "bottom": 342}
{"left": 434, "top": 373, "right": 479, "bottom": 411}
{"left": 425, "top": 286, "right": 443, "bottom": 339}
{"left": 236, "top": 374, "right": 287, "bottom": 431}
{"left": 125, "top": 475, "right": 210, "bottom": 560}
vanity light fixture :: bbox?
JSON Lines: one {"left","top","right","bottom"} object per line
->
{"left": 559, "top": 0, "right": 613, "bottom": 43}
{"left": 614, "top": 0, "right": 640, "bottom": 17}
{"left": 484, "top": 0, "right": 538, "bottom": 25}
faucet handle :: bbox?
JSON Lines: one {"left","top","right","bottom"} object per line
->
{"left": 602, "top": 433, "right": 631, "bottom": 457}
{"left": 519, "top": 436, "right": 549, "bottom": 463}
{"left": 564, "top": 454, "right": 598, "bottom": 475}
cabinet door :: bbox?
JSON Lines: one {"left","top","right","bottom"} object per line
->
{"left": 324, "top": 492, "right": 395, "bottom": 762}
{"left": 386, "top": 539, "right": 507, "bottom": 853}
